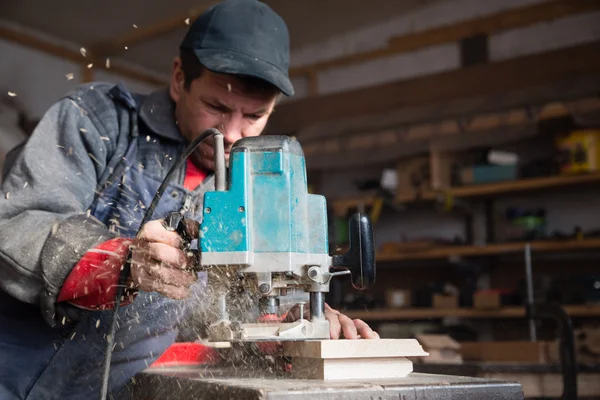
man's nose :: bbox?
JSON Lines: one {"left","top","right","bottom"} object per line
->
{"left": 219, "top": 114, "right": 243, "bottom": 144}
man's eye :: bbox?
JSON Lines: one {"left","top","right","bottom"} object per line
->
{"left": 208, "top": 103, "right": 227, "bottom": 112}
{"left": 246, "top": 114, "right": 261, "bottom": 120}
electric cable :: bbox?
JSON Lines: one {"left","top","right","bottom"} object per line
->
{"left": 99, "top": 128, "right": 222, "bottom": 400}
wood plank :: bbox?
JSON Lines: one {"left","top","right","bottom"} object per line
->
{"left": 290, "top": 357, "right": 414, "bottom": 380}
{"left": 290, "top": 0, "right": 600, "bottom": 78}
{"left": 330, "top": 172, "right": 600, "bottom": 214}
{"left": 283, "top": 339, "right": 428, "bottom": 359}
{"left": 376, "top": 238, "right": 600, "bottom": 262}
{"left": 300, "top": 95, "right": 600, "bottom": 170}
{"left": 268, "top": 41, "right": 600, "bottom": 135}
{"left": 89, "top": 4, "right": 215, "bottom": 57}
{"left": 396, "top": 172, "right": 600, "bottom": 203}
{"left": 0, "top": 25, "right": 167, "bottom": 87}
{"left": 344, "top": 305, "right": 600, "bottom": 321}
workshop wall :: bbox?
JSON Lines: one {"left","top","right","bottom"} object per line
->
{"left": 0, "top": 37, "right": 160, "bottom": 120}
{"left": 295, "top": 0, "right": 600, "bottom": 248}
{"left": 288, "top": 0, "right": 600, "bottom": 98}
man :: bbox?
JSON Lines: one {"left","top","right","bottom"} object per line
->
{"left": 0, "top": 1, "right": 378, "bottom": 399}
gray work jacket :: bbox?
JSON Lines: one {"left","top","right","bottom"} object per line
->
{"left": 0, "top": 82, "right": 214, "bottom": 322}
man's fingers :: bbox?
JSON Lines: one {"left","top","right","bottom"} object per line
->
{"left": 353, "top": 318, "right": 380, "bottom": 339}
{"left": 338, "top": 313, "right": 359, "bottom": 339}
{"left": 326, "top": 310, "right": 342, "bottom": 340}
{"left": 131, "top": 267, "right": 192, "bottom": 300}
{"left": 146, "top": 242, "right": 191, "bottom": 269}
{"left": 147, "top": 263, "right": 197, "bottom": 288}
{"left": 138, "top": 220, "right": 183, "bottom": 248}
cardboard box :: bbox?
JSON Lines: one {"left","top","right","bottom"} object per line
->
{"left": 433, "top": 294, "right": 458, "bottom": 309}
{"left": 385, "top": 289, "right": 412, "bottom": 308}
{"left": 460, "top": 341, "right": 551, "bottom": 363}
{"left": 473, "top": 291, "right": 501, "bottom": 310}
{"left": 396, "top": 156, "right": 430, "bottom": 200}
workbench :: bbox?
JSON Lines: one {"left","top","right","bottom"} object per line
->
{"left": 415, "top": 362, "right": 600, "bottom": 398}
{"left": 125, "top": 365, "right": 524, "bottom": 399}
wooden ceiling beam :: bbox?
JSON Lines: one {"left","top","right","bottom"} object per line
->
{"left": 290, "top": 0, "right": 600, "bottom": 78}
{"left": 89, "top": 4, "right": 215, "bottom": 58}
{"left": 0, "top": 25, "right": 168, "bottom": 87}
{"left": 267, "top": 41, "right": 600, "bottom": 135}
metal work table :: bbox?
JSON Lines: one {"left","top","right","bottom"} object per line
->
{"left": 125, "top": 366, "right": 524, "bottom": 399}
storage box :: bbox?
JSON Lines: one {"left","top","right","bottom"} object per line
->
{"left": 460, "top": 341, "right": 551, "bottom": 363}
{"left": 432, "top": 294, "right": 458, "bottom": 309}
{"left": 556, "top": 129, "right": 600, "bottom": 174}
{"left": 473, "top": 291, "right": 501, "bottom": 310}
{"left": 396, "top": 156, "right": 431, "bottom": 200}
{"left": 385, "top": 289, "right": 412, "bottom": 308}
{"left": 460, "top": 164, "right": 517, "bottom": 185}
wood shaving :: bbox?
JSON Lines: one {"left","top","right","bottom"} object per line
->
{"left": 80, "top": 47, "right": 87, "bottom": 57}
{"left": 106, "top": 58, "right": 111, "bottom": 68}
{"left": 7, "top": 92, "right": 16, "bottom": 97}
{"left": 185, "top": 18, "right": 190, "bottom": 25}
{"left": 66, "top": 73, "right": 74, "bottom": 81}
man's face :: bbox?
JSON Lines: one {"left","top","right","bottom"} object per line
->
{"left": 170, "top": 58, "right": 279, "bottom": 172}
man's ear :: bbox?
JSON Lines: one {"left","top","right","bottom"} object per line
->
{"left": 170, "top": 57, "right": 185, "bottom": 103}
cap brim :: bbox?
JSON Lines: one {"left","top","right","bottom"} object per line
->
{"left": 194, "top": 49, "right": 294, "bottom": 97}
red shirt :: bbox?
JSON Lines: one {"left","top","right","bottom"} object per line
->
{"left": 58, "top": 159, "right": 208, "bottom": 309}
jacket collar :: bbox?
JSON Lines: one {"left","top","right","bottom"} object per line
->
{"left": 138, "top": 87, "right": 185, "bottom": 143}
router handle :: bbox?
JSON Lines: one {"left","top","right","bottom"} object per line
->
{"left": 332, "top": 213, "right": 376, "bottom": 290}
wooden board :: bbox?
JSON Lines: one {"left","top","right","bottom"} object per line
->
{"left": 267, "top": 42, "right": 600, "bottom": 135}
{"left": 291, "top": 357, "right": 414, "bottom": 380}
{"left": 283, "top": 339, "right": 429, "bottom": 381}
{"left": 282, "top": 339, "right": 429, "bottom": 359}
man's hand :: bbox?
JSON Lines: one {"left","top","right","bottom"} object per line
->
{"left": 324, "top": 303, "right": 380, "bottom": 339}
{"left": 130, "top": 219, "right": 198, "bottom": 300}
{"left": 285, "top": 302, "right": 379, "bottom": 340}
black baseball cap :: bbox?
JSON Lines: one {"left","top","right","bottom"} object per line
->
{"left": 180, "top": 0, "right": 294, "bottom": 96}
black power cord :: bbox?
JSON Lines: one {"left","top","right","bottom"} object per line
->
{"left": 99, "top": 128, "right": 222, "bottom": 400}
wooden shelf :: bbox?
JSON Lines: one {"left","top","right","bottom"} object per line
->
{"left": 344, "top": 305, "right": 600, "bottom": 321}
{"left": 397, "top": 172, "right": 600, "bottom": 203}
{"left": 330, "top": 173, "right": 600, "bottom": 214}
{"left": 376, "top": 237, "right": 600, "bottom": 262}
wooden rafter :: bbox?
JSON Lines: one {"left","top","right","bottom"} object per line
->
{"left": 0, "top": 25, "right": 168, "bottom": 87}
{"left": 267, "top": 41, "right": 600, "bottom": 135}
{"left": 289, "top": 0, "right": 600, "bottom": 78}
{"left": 89, "top": 4, "right": 215, "bottom": 57}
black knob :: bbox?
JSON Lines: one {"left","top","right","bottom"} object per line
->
{"left": 163, "top": 212, "right": 195, "bottom": 249}
{"left": 332, "top": 213, "right": 376, "bottom": 290}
